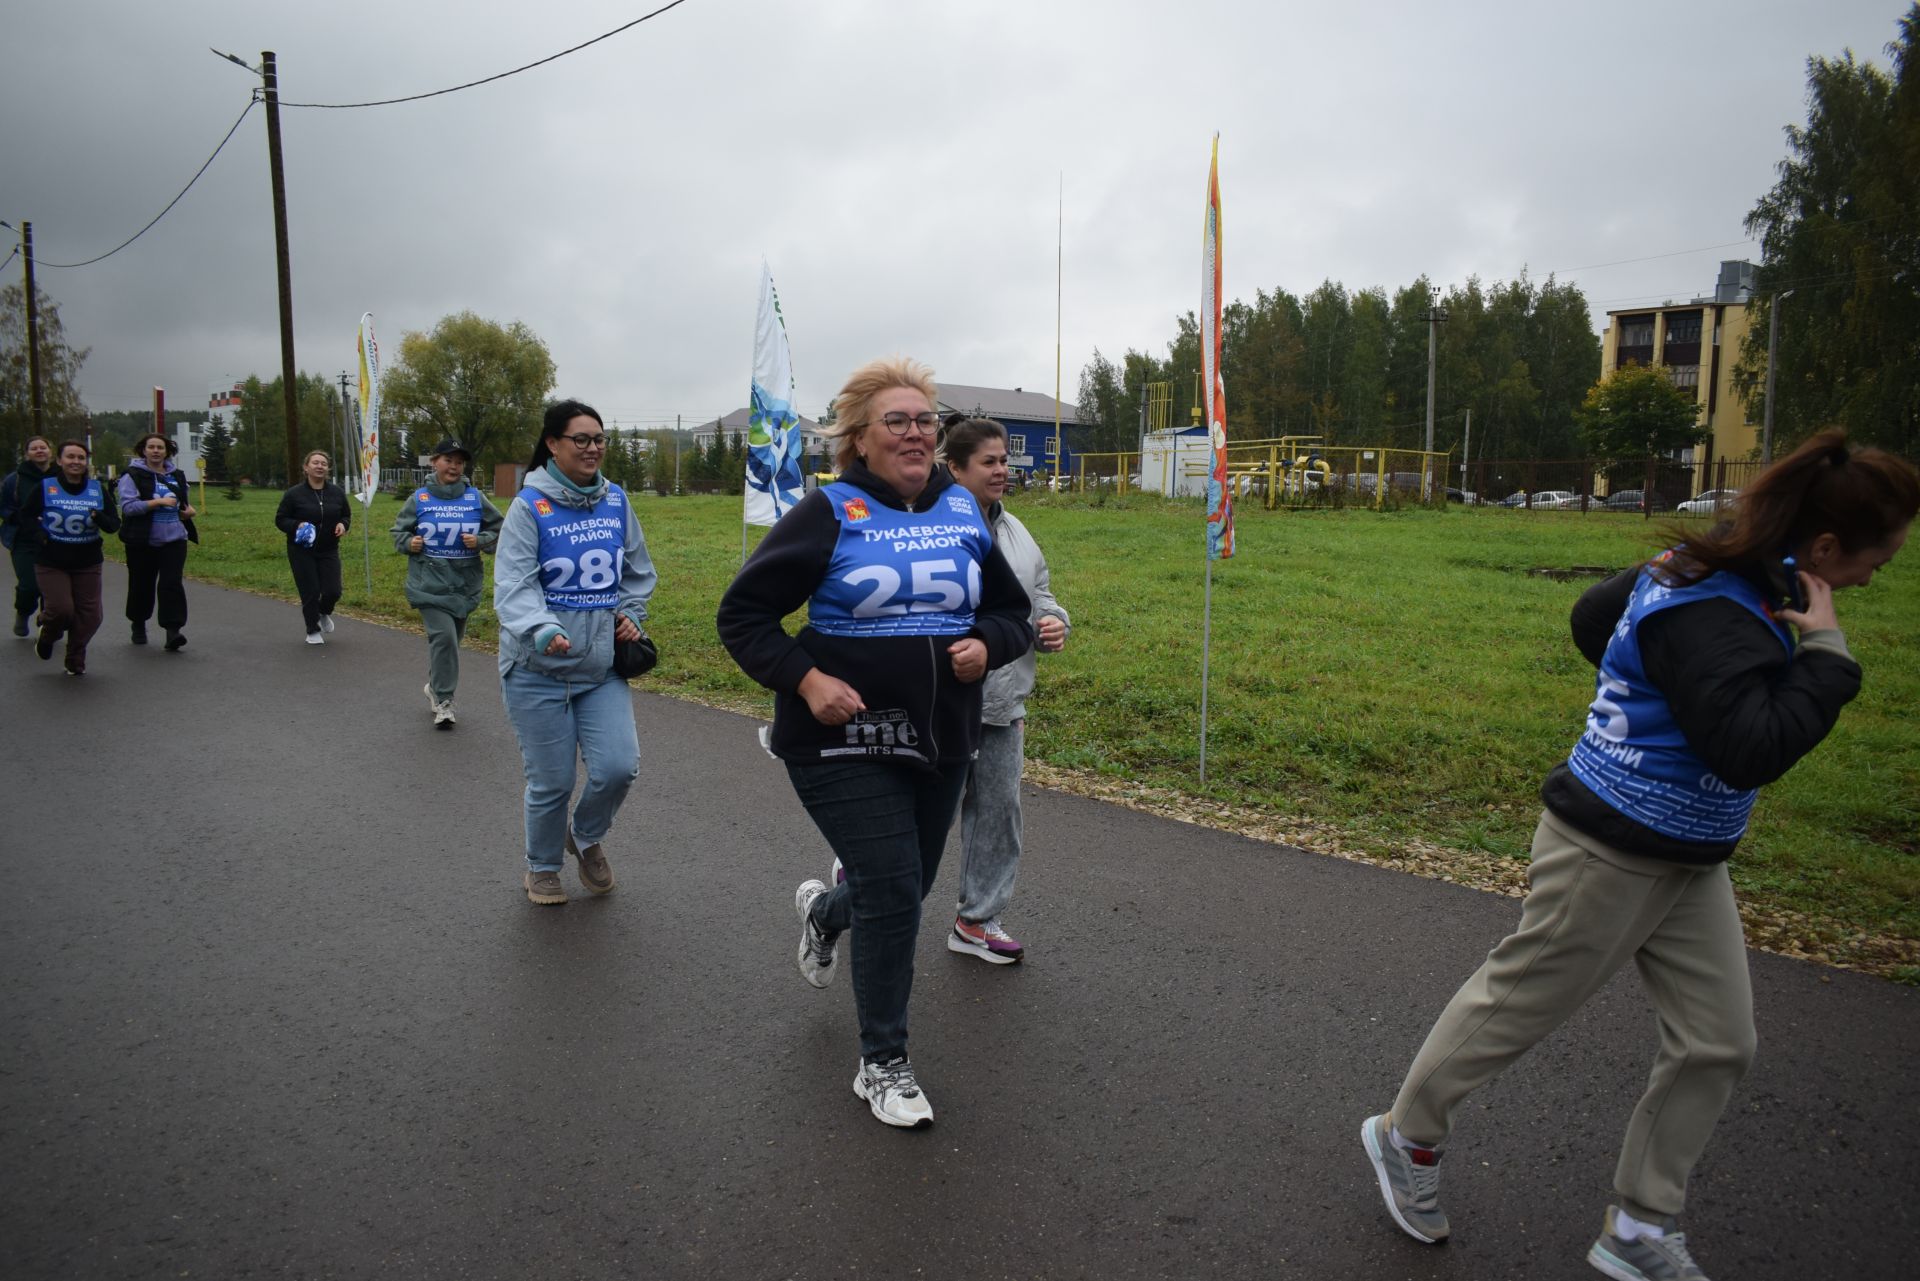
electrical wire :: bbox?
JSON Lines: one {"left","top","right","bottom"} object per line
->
{"left": 276, "top": 0, "right": 694, "bottom": 109}
{"left": 37, "top": 97, "right": 258, "bottom": 270}
{"left": 0, "top": 245, "right": 18, "bottom": 275}
{"left": 1547, "top": 239, "right": 1760, "bottom": 276}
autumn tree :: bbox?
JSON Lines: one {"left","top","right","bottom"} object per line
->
{"left": 1, "top": 282, "right": 89, "bottom": 456}
{"left": 1575, "top": 363, "right": 1706, "bottom": 458}
{"left": 381, "top": 312, "right": 556, "bottom": 478}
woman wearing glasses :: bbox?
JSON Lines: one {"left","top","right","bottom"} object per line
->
{"left": 717, "top": 357, "right": 1034, "bottom": 1129}
{"left": 495, "top": 399, "right": 656, "bottom": 906}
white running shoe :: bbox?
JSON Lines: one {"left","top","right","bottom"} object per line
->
{"left": 425, "top": 684, "right": 456, "bottom": 728}
{"left": 794, "top": 880, "right": 839, "bottom": 988}
{"left": 853, "top": 1056, "right": 934, "bottom": 1128}
{"left": 320, "top": 614, "right": 335, "bottom": 633}
{"left": 305, "top": 631, "right": 325, "bottom": 645}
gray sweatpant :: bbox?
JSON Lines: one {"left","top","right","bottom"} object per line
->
{"left": 1390, "top": 809, "right": 1755, "bottom": 1220}
{"left": 956, "top": 719, "right": 1025, "bottom": 923}
{"left": 421, "top": 606, "right": 469, "bottom": 705}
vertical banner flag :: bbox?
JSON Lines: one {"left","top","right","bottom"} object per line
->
{"left": 1201, "top": 136, "right": 1234, "bottom": 559}
{"left": 355, "top": 313, "right": 381, "bottom": 506}
{"left": 744, "top": 263, "right": 804, "bottom": 526}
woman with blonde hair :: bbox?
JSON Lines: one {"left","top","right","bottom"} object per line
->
{"left": 717, "top": 357, "right": 1034, "bottom": 1128}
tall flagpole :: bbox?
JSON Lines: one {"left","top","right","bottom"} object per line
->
{"left": 1053, "top": 173, "right": 1063, "bottom": 486}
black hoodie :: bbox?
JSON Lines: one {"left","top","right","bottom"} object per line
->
{"left": 717, "top": 460, "right": 1033, "bottom": 768}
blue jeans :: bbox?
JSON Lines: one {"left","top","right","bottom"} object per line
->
{"left": 788, "top": 759, "right": 970, "bottom": 1063}
{"left": 957, "top": 719, "right": 1024, "bottom": 923}
{"left": 501, "top": 666, "right": 640, "bottom": 872}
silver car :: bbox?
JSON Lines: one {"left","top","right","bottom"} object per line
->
{"left": 1678, "top": 489, "right": 1740, "bottom": 515}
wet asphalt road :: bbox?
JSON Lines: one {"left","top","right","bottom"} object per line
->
{"left": 2, "top": 563, "right": 1915, "bottom": 1280}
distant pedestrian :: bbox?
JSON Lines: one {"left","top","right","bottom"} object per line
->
{"left": 390, "top": 438, "right": 502, "bottom": 728}
{"left": 1, "top": 435, "right": 53, "bottom": 638}
{"left": 16, "top": 439, "right": 120, "bottom": 676}
{"left": 716, "top": 357, "right": 1033, "bottom": 1129}
{"left": 275, "top": 451, "right": 352, "bottom": 644}
{"left": 1361, "top": 429, "right": 1918, "bottom": 1281}
{"left": 117, "top": 432, "right": 197, "bottom": 651}
{"left": 495, "top": 400, "right": 656, "bottom": 905}
{"left": 940, "top": 416, "right": 1070, "bottom": 965}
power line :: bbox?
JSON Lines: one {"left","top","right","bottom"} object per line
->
{"left": 1547, "top": 239, "right": 1759, "bottom": 276}
{"left": 276, "top": 0, "right": 695, "bottom": 109}
{"left": 0, "top": 245, "right": 17, "bottom": 275}
{"left": 37, "top": 97, "right": 258, "bottom": 269}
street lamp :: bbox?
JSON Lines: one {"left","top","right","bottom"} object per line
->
{"left": 1762, "top": 289, "right": 1794, "bottom": 465}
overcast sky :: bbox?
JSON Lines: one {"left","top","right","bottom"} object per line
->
{"left": 3, "top": 0, "right": 1908, "bottom": 427}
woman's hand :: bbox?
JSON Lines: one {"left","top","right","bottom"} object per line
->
{"left": 1036, "top": 615, "right": 1067, "bottom": 653}
{"left": 153, "top": 494, "right": 179, "bottom": 509}
{"left": 1778, "top": 571, "right": 1839, "bottom": 633}
{"left": 948, "top": 637, "right": 988, "bottom": 682}
{"left": 408, "top": 535, "right": 425, "bottom": 553}
{"left": 180, "top": 504, "right": 196, "bottom": 518}
{"left": 544, "top": 633, "right": 572, "bottom": 656}
{"left": 798, "top": 668, "right": 865, "bottom": 726}
{"left": 614, "top": 614, "right": 642, "bottom": 643}
{"left": 332, "top": 523, "right": 346, "bottom": 538}
{"left": 460, "top": 531, "right": 478, "bottom": 550}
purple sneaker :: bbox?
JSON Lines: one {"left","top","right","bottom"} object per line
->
{"left": 948, "top": 916, "right": 1024, "bottom": 964}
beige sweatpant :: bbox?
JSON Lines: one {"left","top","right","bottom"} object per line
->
{"left": 1391, "top": 809, "right": 1756, "bottom": 1219}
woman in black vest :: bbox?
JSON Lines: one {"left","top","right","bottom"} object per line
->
{"left": 117, "top": 432, "right": 196, "bottom": 650}
{"left": 274, "top": 451, "right": 352, "bottom": 644}
{"left": 2, "top": 434, "right": 53, "bottom": 637}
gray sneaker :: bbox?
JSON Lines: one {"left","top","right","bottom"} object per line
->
{"left": 567, "top": 830, "right": 614, "bottom": 894}
{"left": 1361, "top": 1114, "right": 1449, "bottom": 1243}
{"left": 853, "top": 1055, "right": 934, "bottom": 1128}
{"left": 524, "top": 870, "right": 566, "bottom": 905}
{"left": 1587, "top": 1206, "right": 1709, "bottom": 1281}
{"left": 794, "top": 879, "right": 839, "bottom": 988}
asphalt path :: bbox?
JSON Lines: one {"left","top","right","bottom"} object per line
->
{"left": 2, "top": 564, "right": 1915, "bottom": 1280}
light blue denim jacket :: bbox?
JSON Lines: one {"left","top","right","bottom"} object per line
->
{"left": 494, "top": 462, "right": 656, "bottom": 680}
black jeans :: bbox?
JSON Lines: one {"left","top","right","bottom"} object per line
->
{"left": 9, "top": 541, "right": 39, "bottom": 617}
{"left": 287, "top": 547, "right": 342, "bottom": 632}
{"left": 788, "top": 758, "right": 970, "bottom": 1063}
{"left": 125, "top": 540, "right": 189, "bottom": 629}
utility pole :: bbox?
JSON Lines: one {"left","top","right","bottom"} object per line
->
{"left": 1758, "top": 290, "right": 1789, "bottom": 466}
{"left": 22, "top": 221, "right": 44, "bottom": 436}
{"left": 674, "top": 413, "right": 682, "bottom": 495}
{"left": 1460, "top": 408, "right": 1470, "bottom": 496}
{"left": 1423, "top": 289, "right": 1449, "bottom": 498}
{"left": 259, "top": 51, "right": 301, "bottom": 484}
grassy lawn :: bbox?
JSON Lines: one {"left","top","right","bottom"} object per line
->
{"left": 146, "top": 486, "right": 1919, "bottom": 951}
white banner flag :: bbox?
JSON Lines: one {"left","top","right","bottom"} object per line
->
{"left": 744, "top": 264, "right": 804, "bottom": 526}
{"left": 355, "top": 313, "right": 381, "bottom": 506}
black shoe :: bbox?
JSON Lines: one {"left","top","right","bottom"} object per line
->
{"left": 131, "top": 623, "right": 148, "bottom": 645}
{"left": 11, "top": 612, "right": 27, "bottom": 638}
{"left": 164, "top": 628, "right": 186, "bottom": 651}
{"left": 34, "top": 629, "right": 55, "bottom": 661}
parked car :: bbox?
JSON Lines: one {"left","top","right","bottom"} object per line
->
{"left": 1601, "top": 489, "right": 1672, "bottom": 513}
{"left": 1444, "top": 486, "right": 1480, "bottom": 504}
{"left": 1527, "top": 490, "right": 1582, "bottom": 510}
{"left": 1677, "top": 488, "right": 1741, "bottom": 515}
{"left": 1498, "top": 490, "right": 1531, "bottom": 507}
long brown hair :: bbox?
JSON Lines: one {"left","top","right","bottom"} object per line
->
{"left": 1662, "top": 428, "right": 1919, "bottom": 583}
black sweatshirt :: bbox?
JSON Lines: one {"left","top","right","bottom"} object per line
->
{"left": 274, "top": 481, "right": 353, "bottom": 552}
{"left": 717, "top": 461, "right": 1034, "bottom": 768}
{"left": 15, "top": 472, "right": 121, "bottom": 571}
{"left": 1541, "top": 563, "right": 1862, "bottom": 864}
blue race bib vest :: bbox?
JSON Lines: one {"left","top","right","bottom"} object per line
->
{"left": 520, "top": 485, "right": 628, "bottom": 611}
{"left": 1567, "top": 558, "right": 1792, "bottom": 843}
{"left": 147, "top": 472, "right": 184, "bottom": 530}
{"left": 41, "top": 477, "right": 105, "bottom": 545}
{"left": 414, "top": 487, "right": 484, "bottom": 559}
{"left": 807, "top": 482, "right": 994, "bottom": 638}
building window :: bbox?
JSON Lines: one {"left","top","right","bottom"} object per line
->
{"left": 1617, "top": 318, "right": 1655, "bottom": 348}
{"left": 1664, "top": 313, "right": 1703, "bottom": 345}
{"left": 1667, "top": 365, "right": 1701, "bottom": 390}
{"left": 1007, "top": 434, "right": 1026, "bottom": 455}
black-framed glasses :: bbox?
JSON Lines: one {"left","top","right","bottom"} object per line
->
{"left": 559, "top": 433, "right": 608, "bottom": 449}
{"left": 859, "top": 412, "right": 940, "bottom": 436}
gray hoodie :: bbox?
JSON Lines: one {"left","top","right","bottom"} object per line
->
{"left": 981, "top": 503, "right": 1069, "bottom": 726}
{"left": 494, "top": 462, "right": 656, "bottom": 681}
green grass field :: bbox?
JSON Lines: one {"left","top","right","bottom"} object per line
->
{"left": 139, "top": 485, "right": 1919, "bottom": 950}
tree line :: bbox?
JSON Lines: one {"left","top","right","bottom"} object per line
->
{"left": 1078, "top": 273, "right": 1604, "bottom": 466}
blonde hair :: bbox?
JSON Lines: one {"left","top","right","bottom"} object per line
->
{"left": 303, "top": 450, "right": 332, "bottom": 469}
{"left": 826, "top": 356, "right": 938, "bottom": 471}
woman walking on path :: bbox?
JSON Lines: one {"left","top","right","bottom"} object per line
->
{"left": 1361, "top": 429, "right": 1917, "bottom": 1281}
{"left": 117, "top": 432, "right": 196, "bottom": 651}
{"left": 716, "top": 358, "right": 1033, "bottom": 1129}
{"left": 275, "top": 451, "right": 352, "bottom": 644}
{"left": 495, "top": 400, "right": 655, "bottom": 905}
{"left": 1, "top": 435, "right": 53, "bottom": 638}
{"left": 16, "top": 439, "right": 120, "bottom": 675}
{"left": 390, "top": 437, "right": 502, "bottom": 728}
{"left": 940, "top": 416, "right": 1069, "bottom": 965}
